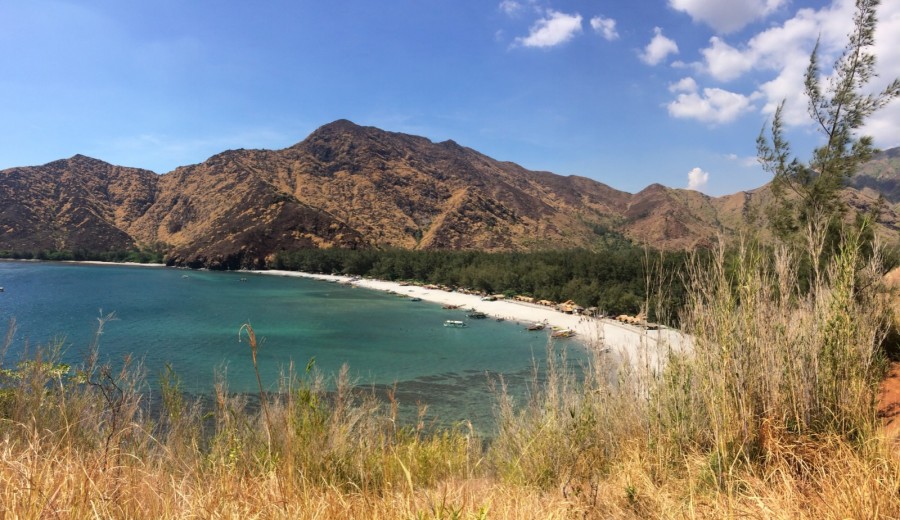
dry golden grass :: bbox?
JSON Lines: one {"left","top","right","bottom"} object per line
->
{"left": 2, "top": 233, "right": 900, "bottom": 519}
{"left": 886, "top": 267, "right": 900, "bottom": 334}
{"left": 4, "top": 428, "right": 897, "bottom": 519}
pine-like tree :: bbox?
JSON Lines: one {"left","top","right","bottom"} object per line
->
{"left": 757, "top": 0, "right": 899, "bottom": 278}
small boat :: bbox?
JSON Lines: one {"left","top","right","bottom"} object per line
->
{"left": 444, "top": 320, "right": 467, "bottom": 328}
{"left": 442, "top": 304, "right": 460, "bottom": 310}
{"left": 0, "top": 287, "right": 4, "bottom": 292}
{"left": 526, "top": 323, "right": 545, "bottom": 331}
{"left": 467, "top": 311, "right": 488, "bottom": 319}
{"left": 495, "top": 317, "right": 505, "bottom": 322}
{"left": 410, "top": 297, "right": 422, "bottom": 302}
{"left": 551, "top": 329, "right": 576, "bottom": 339}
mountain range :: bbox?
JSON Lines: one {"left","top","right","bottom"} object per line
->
{"left": 1, "top": 119, "right": 897, "bottom": 269}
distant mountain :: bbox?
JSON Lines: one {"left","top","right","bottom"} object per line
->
{"left": 850, "top": 147, "right": 900, "bottom": 212}
{"left": 1, "top": 121, "right": 897, "bottom": 268}
{"left": 0, "top": 154, "right": 158, "bottom": 252}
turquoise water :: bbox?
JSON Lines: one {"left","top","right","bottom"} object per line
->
{"left": 0, "top": 261, "right": 587, "bottom": 427}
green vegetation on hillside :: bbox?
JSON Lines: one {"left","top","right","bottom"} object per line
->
{"left": 273, "top": 246, "right": 691, "bottom": 318}
{"left": 0, "top": 244, "right": 167, "bottom": 264}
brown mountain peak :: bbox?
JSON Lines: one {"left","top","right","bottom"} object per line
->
{"left": 637, "top": 183, "right": 669, "bottom": 195}
{"left": 303, "top": 119, "right": 371, "bottom": 142}
{"left": 68, "top": 153, "right": 105, "bottom": 162}
{"left": 439, "top": 139, "right": 465, "bottom": 150}
{"left": 41, "top": 154, "right": 110, "bottom": 171}
{"left": 2, "top": 128, "right": 897, "bottom": 268}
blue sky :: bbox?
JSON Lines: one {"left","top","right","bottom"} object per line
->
{"left": 2, "top": 0, "right": 898, "bottom": 196}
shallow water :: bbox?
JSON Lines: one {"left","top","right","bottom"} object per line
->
{"left": 0, "top": 261, "right": 589, "bottom": 429}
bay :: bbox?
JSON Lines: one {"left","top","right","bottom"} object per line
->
{"left": 0, "top": 260, "right": 588, "bottom": 428}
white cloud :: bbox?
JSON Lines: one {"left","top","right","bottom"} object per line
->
{"left": 755, "top": 3, "right": 867, "bottom": 127}
{"left": 687, "top": 167, "right": 710, "bottom": 190}
{"left": 499, "top": 1, "right": 522, "bottom": 15}
{"left": 654, "top": 1, "right": 899, "bottom": 151}
{"left": 515, "top": 11, "right": 583, "bottom": 48}
{"left": 755, "top": 52, "right": 812, "bottom": 125}
{"left": 726, "top": 153, "right": 761, "bottom": 168}
{"left": 669, "top": 0, "right": 788, "bottom": 33}
{"left": 707, "top": 6, "right": 824, "bottom": 124}
{"left": 861, "top": 0, "right": 900, "bottom": 149}
{"left": 701, "top": 37, "right": 755, "bottom": 81}
{"left": 681, "top": 0, "right": 899, "bottom": 143}
{"left": 864, "top": 99, "right": 900, "bottom": 150}
{"left": 669, "top": 77, "right": 698, "bottom": 93}
{"left": 668, "top": 87, "right": 754, "bottom": 124}
{"left": 590, "top": 16, "right": 619, "bottom": 41}
{"left": 640, "top": 27, "right": 679, "bottom": 66}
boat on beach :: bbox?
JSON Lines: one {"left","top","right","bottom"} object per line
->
{"left": 526, "top": 322, "right": 545, "bottom": 331}
{"left": 551, "top": 329, "right": 576, "bottom": 339}
{"left": 467, "top": 311, "right": 488, "bottom": 319}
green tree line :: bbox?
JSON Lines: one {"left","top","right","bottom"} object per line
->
{"left": 273, "top": 246, "right": 692, "bottom": 318}
{"left": 0, "top": 245, "right": 166, "bottom": 264}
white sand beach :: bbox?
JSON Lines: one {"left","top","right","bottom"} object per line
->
{"left": 253, "top": 269, "right": 686, "bottom": 368}
{"left": 63, "top": 260, "right": 167, "bottom": 267}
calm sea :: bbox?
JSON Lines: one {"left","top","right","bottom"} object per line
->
{"left": 0, "top": 261, "right": 588, "bottom": 428}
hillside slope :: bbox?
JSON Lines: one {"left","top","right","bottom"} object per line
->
{"left": 1, "top": 120, "right": 897, "bottom": 268}
{"left": 0, "top": 155, "right": 158, "bottom": 252}
{"left": 851, "top": 147, "right": 900, "bottom": 212}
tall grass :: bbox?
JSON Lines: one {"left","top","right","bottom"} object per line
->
{"left": 492, "top": 231, "right": 898, "bottom": 517}
{"left": 0, "top": 232, "right": 898, "bottom": 518}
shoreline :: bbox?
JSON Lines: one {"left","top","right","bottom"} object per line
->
{"left": 252, "top": 269, "right": 685, "bottom": 364}
{"left": 62, "top": 260, "right": 167, "bottom": 267}
{"left": 2, "top": 258, "right": 682, "bottom": 364}
{"left": 0, "top": 258, "right": 167, "bottom": 268}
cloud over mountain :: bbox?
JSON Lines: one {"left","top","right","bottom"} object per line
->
{"left": 687, "top": 167, "right": 710, "bottom": 190}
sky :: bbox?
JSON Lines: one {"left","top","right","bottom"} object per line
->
{"left": 1, "top": 0, "right": 899, "bottom": 196}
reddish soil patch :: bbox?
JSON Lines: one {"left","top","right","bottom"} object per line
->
{"left": 878, "top": 268, "right": 900, "bottom": 439}
{"left": 878, "top": 362, "right": 900, "bottom": 439}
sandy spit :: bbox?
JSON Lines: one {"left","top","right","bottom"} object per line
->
{"left": 61, "top": 260, "right": 167, "bottom": 267}
{"left": 252, "top": 270, "right": 685, "bottom": 366}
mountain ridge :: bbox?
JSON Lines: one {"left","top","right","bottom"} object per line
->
{"left": 1, "top": 120, "right": 897, "bottom": 268}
